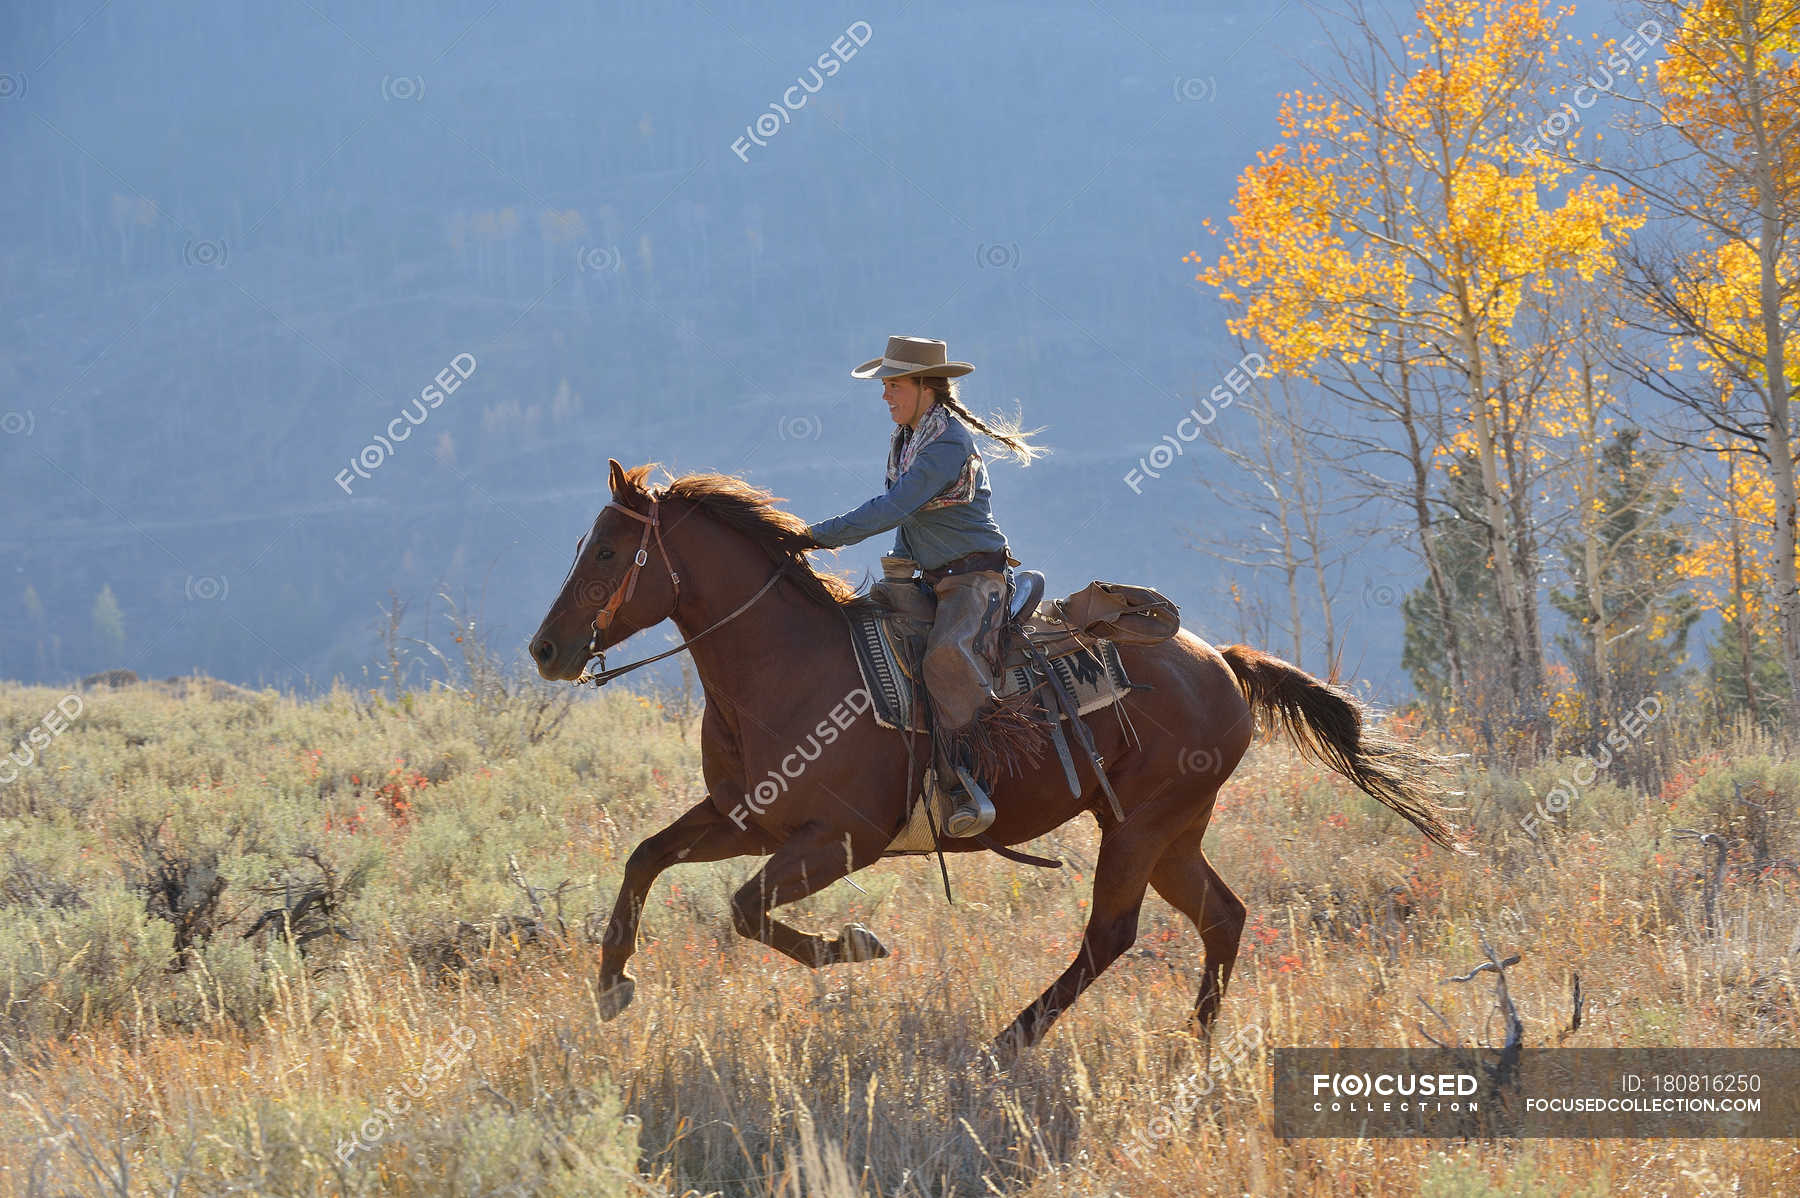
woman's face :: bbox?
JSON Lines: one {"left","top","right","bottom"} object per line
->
{"left": 882, "top": 376, "right": 934, "bottom": 428}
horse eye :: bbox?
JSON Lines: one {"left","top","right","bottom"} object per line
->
{"left": 595, "top": 546, "right": 614, "bottom": 561}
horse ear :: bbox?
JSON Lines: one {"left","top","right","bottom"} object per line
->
{"left": 607, "top": 458, "right": 628, "bottom": 497}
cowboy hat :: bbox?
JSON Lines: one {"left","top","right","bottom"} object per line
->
{"left": 851, "top": 335, "right": 975, "bottom": 379}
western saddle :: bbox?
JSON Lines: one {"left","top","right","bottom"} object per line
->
{"left": 858, "top": 568, "right": 1176, "bottom": 850}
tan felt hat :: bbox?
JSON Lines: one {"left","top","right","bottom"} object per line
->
{"left": 851, "top": 335, "right": 975, "bottom": 379}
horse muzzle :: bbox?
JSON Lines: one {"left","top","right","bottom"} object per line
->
{"left": 530, "top": 634, "right": 589, "bottom": 682}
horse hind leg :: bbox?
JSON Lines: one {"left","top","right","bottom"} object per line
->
{"left": 1149, "top": 821, "right": 1246, "bottom": 1034}
{"left": 729, "top": 826, "right": 892, "bottom": 968}
{"left": 990, "top": 814, "right": 1172, "bottom": 1056}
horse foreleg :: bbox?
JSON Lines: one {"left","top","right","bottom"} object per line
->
{"left": 729, "top": 824, "right": 891, "bottom": 968}
{"left": 597, "top": 799, "right": 770, "bottom": 1018}
{"left": 1149, "top": 821, "right": 1245, "bottom": 1034}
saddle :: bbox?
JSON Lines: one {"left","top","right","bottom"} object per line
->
{"left": 847, "top": 571, "right": 1180, "bottom": 855}
{"left": 848, "top": 573, "right": 1134, "bottom": 738}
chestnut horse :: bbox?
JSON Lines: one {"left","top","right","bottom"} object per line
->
{"left": 530, "top": 461, "right": 1465, "bottom": 1053}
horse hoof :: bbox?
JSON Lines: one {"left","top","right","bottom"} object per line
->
{"left": 985, "top": 1026, "right": 1030, "bottom": 1064}
{"left": 595, "top": 975, "right": 636, "bottom": 1021}
{"left": 837, "top": 923, "right": 889, "bottom": 963}
{"left": 977, "top": 1041, "right": 1016, "bottom": 1077}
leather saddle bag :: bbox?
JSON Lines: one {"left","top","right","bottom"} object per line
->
{"left": 1052, "top": 581, "right": 1180, "bottom": 645}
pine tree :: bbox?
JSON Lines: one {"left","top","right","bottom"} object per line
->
{"left": 1705, "top": 619, "right": 1788, "bottom": 730}
{"left": 21, "top": 584, "right": 47, "bottom": 678}
{"left": 1549, "top": 429, "right": 1699, "bottom": 733}
{"left": 92, "top": 584, "right": 126, "bottom": 665}
{"left": 1401, "top": 455, "right": 1506, "bottom": 726}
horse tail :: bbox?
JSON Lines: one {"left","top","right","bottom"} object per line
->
{"left": 1219, "top": 645, "right": 1470, "bottom": 854}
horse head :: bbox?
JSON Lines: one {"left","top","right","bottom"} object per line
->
{"left": 530, "top": 458, "right": 681, "bottom": 681}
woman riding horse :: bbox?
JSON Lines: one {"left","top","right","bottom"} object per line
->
{"left": 800, "top": 335, "right": 1045, "bottom": 838}
{"left": 527, "top": 372, "right": 1465, "bottom": 1053}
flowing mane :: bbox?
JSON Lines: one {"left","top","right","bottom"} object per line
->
{"left": 615, "top": 463, "right": 868, "bottom": 610}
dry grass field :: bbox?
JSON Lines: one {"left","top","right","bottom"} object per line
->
{"left": 1, "top": 676, "right": 1796, "bottom": 1196}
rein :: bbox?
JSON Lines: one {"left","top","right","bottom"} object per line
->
{"left": 573, "top": 496, "right": 784, "bottom": 687}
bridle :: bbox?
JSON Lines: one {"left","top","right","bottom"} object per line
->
{"left": 572, "top": 493, "right": 783, "bottom": 687}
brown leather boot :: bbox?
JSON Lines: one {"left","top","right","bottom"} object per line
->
{"left": 935, "top": 740, "right": 995, "bottom": 838}
{"left": 923, "top": 569, "right": 1007, "bottom": 837}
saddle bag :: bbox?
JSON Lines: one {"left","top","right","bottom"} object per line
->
{"left": 1052, "top": 581, "right": 1181, "bottom": 645}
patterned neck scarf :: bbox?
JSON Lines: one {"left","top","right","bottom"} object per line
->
{"left": 886, "top": 400, "right": 952, "bottom": 487}
{"left": 884, "top": 400, "right": 981, "bottom": 511}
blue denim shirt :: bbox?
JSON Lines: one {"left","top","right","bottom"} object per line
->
{"left": 807, "top": 410, "right": 1009, "bottom": 571}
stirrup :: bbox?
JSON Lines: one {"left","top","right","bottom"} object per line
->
{"left": 942, "top": 763, "right": 996, "bottom": 838}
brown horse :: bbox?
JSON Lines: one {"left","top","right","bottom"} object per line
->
{"left": 530, "top": 460, "right": 1466, "bottom": 1054}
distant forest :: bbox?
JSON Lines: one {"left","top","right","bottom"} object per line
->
{"left": 6, "top": 0, "right": 1797, "bottom": 745}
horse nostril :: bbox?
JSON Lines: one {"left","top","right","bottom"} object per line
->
{"left": 531, "top": 638, "right": 554, "bottom": 663}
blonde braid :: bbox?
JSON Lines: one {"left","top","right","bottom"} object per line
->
{"left": 921, "top": 376, "right": 1049, "bottom": 466}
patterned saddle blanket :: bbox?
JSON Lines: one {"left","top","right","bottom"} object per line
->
{"left": 846, "top": 604, "right": 1132, "bottom": 735}
{"left": 848, "top": 601, "right": 1135, "bottom": 855}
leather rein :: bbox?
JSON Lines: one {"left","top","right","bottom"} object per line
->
{"left": 574, "top": 496, "right": 784, "bottom": 687}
